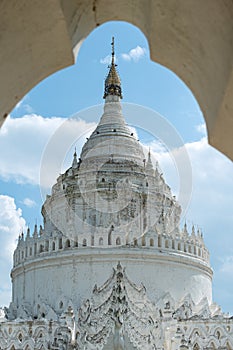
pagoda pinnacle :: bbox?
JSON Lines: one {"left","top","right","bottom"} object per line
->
{"left": 146, "top": 149, "right": 154, "bottom": 174}
{"left": 103, "top": 37, "right": 122, "bottom": 99}
{"left": 72, "top": 148, "right": 78, "bottom": 168}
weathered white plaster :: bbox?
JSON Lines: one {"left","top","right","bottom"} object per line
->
{"left": 1, "top": 50, "right": 233, "bottom": 349}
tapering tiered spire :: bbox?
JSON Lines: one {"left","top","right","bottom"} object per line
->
{"left": 146, "top": 149, "right": 154, "bottom": 173}
{"left": 103, "top": 37, "right": 122, "bottom": 99}
{"left": 72, "top": 148, "right": 78, "bottom": 168}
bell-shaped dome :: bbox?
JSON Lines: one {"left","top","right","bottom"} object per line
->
{"left": 79, "top": 95, "right": 145, "bottom": 166}
{"left": 10, "top": 39, "right": 213, "bottom": 335}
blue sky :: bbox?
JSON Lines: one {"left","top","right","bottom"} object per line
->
{"left": 1, "top": 21, "right": 233, "bottom": 314}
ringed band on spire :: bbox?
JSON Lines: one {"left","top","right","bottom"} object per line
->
{"left": 103, "top": 37, "right": 122, "bottom": 99}
{"left": 111, "top": 36, "right": 115, "bottom": 61}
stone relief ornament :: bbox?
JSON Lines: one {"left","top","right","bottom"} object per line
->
{"left": 1, "top": 263, "right": 233, "bottom": 349}
{"left": 76, "top": 262, "right": 163, "bottom": 350}
{"left": 2, "top": 39, "right": 233, "bottom": 350}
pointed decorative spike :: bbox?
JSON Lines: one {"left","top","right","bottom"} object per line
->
{"left": 39, "top": 225, "right": 43, "bottom": 236}
{"left": 103, "top": 37, "right": 122, "bottom": 99}
{"left": 183, "top": 222, "right": 188, "bottom": 235}
{"left": 26, "top": 227, "right": 30, "bottom": 238}
{"left": 191, "top": 225, "right": 195, "bottom": 236}
{"left": 33, "top": 224, "right": 38, "bottom": 238}
{"left": 72, "top": 147, "right": 78, "bottom": 168}
{"left": 146, "top": 149, "right": 154, "bottom": 173}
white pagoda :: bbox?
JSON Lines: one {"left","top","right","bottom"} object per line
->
{"left": 0, "top": 39, "right": 233, "bottom": 350}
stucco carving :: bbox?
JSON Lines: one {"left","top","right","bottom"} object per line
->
{"left": 76, "top": 262, "right": 163, "bottom": 349}
{"left": 1, "top": 49, "right": 233, "bottom": 349}
{"left": 1, "top": 263, "right": 233, "bottom": 349}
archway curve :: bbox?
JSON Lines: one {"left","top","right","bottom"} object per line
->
{"left": 1, "top": 1, "right": 233, "bottom": 159}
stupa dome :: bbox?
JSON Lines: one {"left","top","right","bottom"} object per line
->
{"left": 10, "top": 37, "right": 211, "bottom": 316}
{"left": 1, "top": 39, "right": 232, "bottom": 350}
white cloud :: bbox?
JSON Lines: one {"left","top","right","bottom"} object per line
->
{"left": 100, "top": 54, "right": 112, "bottom": 65}
{"left": 15, "top": 100, "right": 23, "bottom": 110}
{"left": 14, "top": 94, "right": 34, "bottom": 114}
{"left": 100, "top": 46, "right": 147, "bottom": 64}
{"left": 22, "top": 198, "right": 36, "bottom": 207}
{"left": 100, "top": 54, "right": 119, "bottom": 65}
{"left": 121, "top": 46, "right": 147, "bottom": 62}
{"left": 0, "top": 195, "right": 25, "bottom": 259}
{"left": 214, "top": 255, "right": 233, "bottom": 315}
{"left": 0, "top": 115, "right": 96, "bottom": 188}
{"left": 196, "top": 123, "right": 207, "bottom": 136}
{"left": 22, "top": 104, "right": 34, "bottom": 114}
{"left": 0, "top": 195, "right": 26, "bottom": 307}
{"left": 147, "top": 139, "right": 168, "bottom": 155}
{"left": 219, "top": 256, "right": 233, "bottom": 275}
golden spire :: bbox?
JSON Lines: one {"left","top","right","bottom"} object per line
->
{"left": 103, "top": 37, "right": 122, "bottom": 99}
